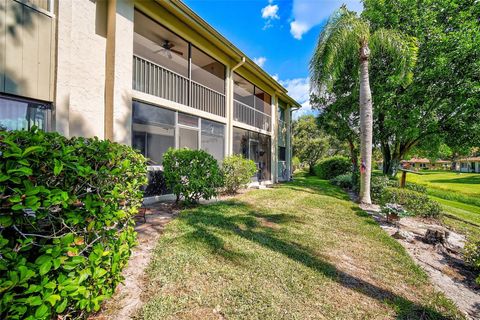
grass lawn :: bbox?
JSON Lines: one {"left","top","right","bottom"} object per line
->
{"left": 403, "top": 171, "right": 480, "bottom": 241}
{"left": 138, "top": 174, "right": 461, "bottom": 319}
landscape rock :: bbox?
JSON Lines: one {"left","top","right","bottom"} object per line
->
{"left": 392, "top": 230, "right": 415, "bottom": 242}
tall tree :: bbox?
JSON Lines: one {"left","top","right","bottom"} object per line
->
{"left": 310, "top": 7, "right": 417, "bottom": 204}
{"left": 363, "top": 0, "right": 480, "bottom": 175}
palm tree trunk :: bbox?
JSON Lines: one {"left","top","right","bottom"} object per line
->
{"left": 359, "top": 44, "right": 373, "bottom": 204}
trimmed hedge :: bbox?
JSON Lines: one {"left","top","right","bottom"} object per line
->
{"left": 380, "top": 187, "right": 442, "bottom": 218}
{"left": 369, "top": 175, "right": 427, "bottom": 204}
{"left": 330, "top": 173, "right": 354, "bottom": 189}
{"left": 222, "top": 155, "right": 257, "bottom": 194}
{"left": 163, "top": 148, "right": 223, "bottom": 203}
{"left": 0, "top": 128, "right": 147, "bottom": 319}
{"left": 314, "top": 156, "right": 351, "bottom": 180}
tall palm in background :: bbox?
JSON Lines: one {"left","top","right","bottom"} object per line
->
{"left": 310, "top": 7, "right": 417, "bottom": 204}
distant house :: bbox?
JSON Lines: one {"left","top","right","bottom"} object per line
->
{"left": 401, "top": 158, "right": 452, "bottom": 170}
{"left": 455, "top": 157, "right": 480, "bottom": 173}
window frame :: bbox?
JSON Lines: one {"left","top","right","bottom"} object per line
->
{"left": 0, "top": 93, "right": 52, "bottom": 131}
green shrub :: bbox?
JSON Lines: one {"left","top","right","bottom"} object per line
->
{"left": 371, "top": 176, "right": 391, "bottom": 203}
{"left": 163, "top": 148, "right": 223, "bottom": 203}
{"left": 330, "top": 173, "right": 353, "bottom": 189}
{"left": 222, "top": 155, "right": 257, "bottom": 194}
{"left": 404, "top": 182, "right": 427, "bottom": 194}
{"left": 463, "top": 239, "right": 480, "bottom": 285}
{"left": 380, "top": 187, "right": 442, "bottom": 218}
{"left": 313, "top": 156, "right": 351, "bottom": 180}
{"left": 0, "top": 128, "right": 147, "bottom": 319}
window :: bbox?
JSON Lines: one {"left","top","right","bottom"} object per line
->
{"left": 191, "top": 46, "right": 225, "bottom": 94}
{"left": 179, "top": 127, "right": 198, "bottom": 150}
{"left": 232, "top": 127, "right": 272, "bottom": 181}
{"left": 178, "top": 113, "right": 199, "bottom": 127}
{"left": 132, "top": 101, "right": 175, "bottom": 164}
{"left": 233, "top": 73, "right": 254, "bottom": 107}
{"left": 0, "top": 95, "right": 50, "bottom": 131}
{"left": 132, "top": 100, "right": 226, "bottom": 164}
{"left": 201, "top": 119, "right": 225, "bottom": 162}
{"left": 279, "top": 146, "right": 286, "bottom": 162}
{"left": 233, "top": 127, "right": 249, "bottom": 159}
{"left": 254, "top": 87, "right": 271, "bottom": 115}
{"left": 134, "top": 11, "right": 189, "bottom": 77}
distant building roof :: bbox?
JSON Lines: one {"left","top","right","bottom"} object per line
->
{"left": 402, "top": 158, "right": 431, "bottom": 164}
{"left": 458, "top": 157, "right": 480, "bottom": 162}
{"left": 435, "top": 160, "right": 452, "bottom": 164}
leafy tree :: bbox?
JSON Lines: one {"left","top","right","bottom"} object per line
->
{"left": 313, "top": 53, "right": 360, "bottom": 182}
{"left": 310, "top": 7, "right": 417, "bottom": 204}
{"left": 292, "top": 115, "right": 331, "bottom": 175}
{"left": 362, "top": 0, "right": 480, "bottom": 175}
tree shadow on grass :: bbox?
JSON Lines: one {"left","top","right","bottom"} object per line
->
{"left": 274, "top": 177, "right": 351, "bottom": 202}
{"left": 178, "top": 201, "right": 453, "bottom": 320}
{"left": 430, "top": 175, "right": 480, "bottom": 185}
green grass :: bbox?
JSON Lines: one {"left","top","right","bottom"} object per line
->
{"left": 403, "top": 171, "right": 480, "bottom": 240}
{"left": 138, "top": 174, "right": 462, "bottom": 319}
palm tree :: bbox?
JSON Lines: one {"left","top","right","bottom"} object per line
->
{"left": 310, "top": 7, "right": 417, "bottom": 204}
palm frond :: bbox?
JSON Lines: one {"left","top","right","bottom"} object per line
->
{"left": 370, "top": 28, "right": 418, "bottom": 87}
{"left": 310, "top": 8, "right": 369, "bottom": 92}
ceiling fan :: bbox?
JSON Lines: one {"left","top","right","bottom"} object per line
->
{"left": 154, "top": 40, "right": 183, "bottom": 58}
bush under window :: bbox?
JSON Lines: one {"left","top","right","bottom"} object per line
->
{"left": 0, "top": 128, "right": 147, "bottom": 319}
{"left": 222, "top": 155, "right": 257, "bottom": 194}
{"left": 313, "top": 156, "right": 351, "bottom": 180}
{"left": 162, "top": 148, "right": 223, "bottom": 203}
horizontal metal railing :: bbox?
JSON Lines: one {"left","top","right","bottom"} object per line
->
{"left": 191, "top": 80, "right": 226, "bottom": 117}
{"left": 133, "top": 55, "right": 226, "bottom": 117}
{"left": 233, "top": 99, "right": 271, "bottom": 131}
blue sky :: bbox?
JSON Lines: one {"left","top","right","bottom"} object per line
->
{"left": 183, "top": 0, "right": 362, "bottom": 117}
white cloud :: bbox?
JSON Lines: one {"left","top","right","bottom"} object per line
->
{"left": 261, "top": 4, "right": 279, "bottom": 19}
{"left": 271, "top": 74, "right": 279, "bottom": 81}
{"left": 261, "top": 2, "right": 280, "bottom": 30}
{"left": 289, "top": 0, "right": 363, "bottom": 40}
{"left": 253, "top": 56, "right": 267, "bottom": 68}
{"left": 277, "top": 77, "right": 315, "bottom": 119}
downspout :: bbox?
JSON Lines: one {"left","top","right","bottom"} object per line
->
{"left": 227, "top": 57, "right": 245, "bottom": 155}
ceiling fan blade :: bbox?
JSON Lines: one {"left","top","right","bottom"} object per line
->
{"left": 170, "top": 49, "right": 183, "bottom": 56}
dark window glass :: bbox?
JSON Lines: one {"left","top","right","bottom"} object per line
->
{"left": 179, "top": 127, "right": 198, "bottom": 150}
{"left": 201, "top": 119, "right": 224, "bottom": 162}
{"left": 258, "top": 133, "right": 271, "bottom": 180}
{"left": 191, "top": 46, "right": 226, "bottom": 94}
{"left": 134, "top": 11, "right": 189, "bottom": 77}
{"left": 233, "top": 73, "right": 254, "bottom": 107}
{"left": 132, "top": 102, "right": 175, "bottom": 164}
{"left": 201, "top": 119, "right": 224, "bottom": 136}
{"left": 254, "top": 87, "right": 271, "bottom": 115}
{"left": 0, "top": 95, "right": 50, "bottom": 131}
{"left": 178, "top": 113, "right": 199, "bottom": 127}
{"left": 233, "top": 127, "right": 249, "bottom": 159}
{"left": 279, "top": 146, "right": 286, "bottom": 161}
{"left": 133, "top": 101, "right": 175, "bottom": 126}
{"left": 278, "top": 105, "right": 286, "bottom": 121}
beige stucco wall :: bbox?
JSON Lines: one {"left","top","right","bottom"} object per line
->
{"left": 55, "top": 0, "right": 107, "bottom": 138}
{"left": 108, "top": 0, "right": 134, "bottom": 145}
{"left": 55, "top": 0, "right": 134, "bottom": 141}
